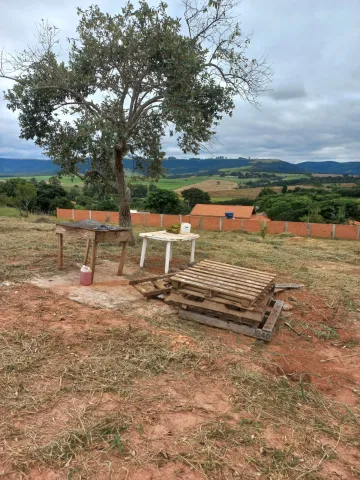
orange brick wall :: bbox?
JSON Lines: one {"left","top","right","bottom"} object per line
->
{"left": 109, "top": 212, "right": 119, "bottom": 223}
{"left": 243, "top": 219, "right": 261, "bottom": 233}
{"left": 202, "top": 217, "right": 221, "bottom": 231}
{"left": 56, "top": 209, "right": 360, "bottom": 241}
{"left": 267, "top": 221, "right": 285, "bottom": 234}
{"left": 334, "top": 224, "right": 358, "bottom": 240}
{"left": 144, "top": 213, "right": 161, "bottom": 227}
{"left": 189, "top": 216, "right": 201, "bottom": 229}
{"left": 73, "top": 210, "right": 90, "bottom": 221}
{"left": 56, "top": 208, "right": 73, "bottom": 220}
{"left": 131, "top": 213, "right": 144, "bottom": 225}
{"left": 222, "top": 219, "right": 243, "bottom": 231}
{"left": 163, "top": 215, "right": 181, "bottom": 227}
{"left": 91, "top": 210, "right": 108, "bottom": 222}
{"left": 287, "top": 222, "right": 308, "bottom": 236}
{"left": 310, "top": 223, "right": 332, "bottom": 239}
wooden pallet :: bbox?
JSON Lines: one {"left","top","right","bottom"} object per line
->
{"left": 171, "top": 260, "right": 276, "bottom": 308}
{"left": 166, "top": 291, "right": 272, "bottom": 326}
{"left": 130, "top": 273, "right": 173, "bottom": 298}
{"left": 179, "top": 300, "right": 284, "bottom": 341}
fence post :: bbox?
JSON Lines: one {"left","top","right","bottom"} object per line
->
{"left": 142, "top": 213, "right": 146, "bottom": 226}
{"left": 160, "top": 214, "right": 164, "bottom": 227}
{"left": 199, "top": 217, "right": 203, "bottom": 231}
{"left": 331, "top": 224, "right": 336, "bottom": 239}
{"left": 89, "top": 210, "right": 92, "bottom": 219}
{"left": 241, "top": 219, "right": 244, "bottom": 231}
{"left": 179, "top": 214, "right": 182, "bottom": 224}
{"left": 357, "top": 225, "right": 360, "bottom": 241}
{"left": 284, "top": 221, "right": 288, "bottom": 232}
{"left": 219, "top": 217, "right": 223, "bottom": 232}
{"left": 307, "top": 223, "right": 311, "bottom": 237}
{"left": 72, "top": 209, "right": 75, "bottom": 220}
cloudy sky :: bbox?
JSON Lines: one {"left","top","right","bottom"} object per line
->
{"left": 1, "top": 0, "right": 360, "bottom": 163}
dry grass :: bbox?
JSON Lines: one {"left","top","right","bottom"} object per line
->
{"left": 0, "top": 217, "right": 360, "bottom": 478}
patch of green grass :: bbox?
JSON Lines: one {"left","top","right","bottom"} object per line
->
{"left": 0, "top": 206, "right": 20, "bottom": 217}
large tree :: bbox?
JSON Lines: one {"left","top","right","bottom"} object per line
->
{"left": 1, "top": 0, "right": 271, "bottom": 235}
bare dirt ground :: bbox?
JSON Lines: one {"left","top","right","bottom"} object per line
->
{"left": 0, "top": 218, "right": 360, "bottom": 479}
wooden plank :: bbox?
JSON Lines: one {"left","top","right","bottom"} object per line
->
{"left": 201, "top": 260, "right": 275, "bottom": 280}
{"left": 130, "top": 273, "right": 174, "bottom": 285}
{"left": 117, "top": 241, "right": 127, "bottom": 276}
{"left": 95, "top": 230, "right": 131, "bottom": 244}
{"left": 195, "top": 261, "right": 274, "bottom": 283}
{"left": 190, "top": 264, "right": 272, "bottom": 288}
{"left": 90, "top": 239, "right": 97, "bottom": 281}
{"left": 83, "top": 239, "right": 91, "bottom": 265}
{"left": 174, "top": 285, "right": 253, "bottom": 307}
{"left": 166, "top": 292, "right": 263, "bottom": 325}
{"left": 171, "top": 275, "right": 256, "bottom": 302}
{"left": 274, "top": 283, "right": 304, "bottom": 290}
{"left": 173, "top": 269, "right": 264, "bottom": 297}
{"left": 57, "top": 233, "right": 63, "bottom": 270}
{"left": 179, "top": 310, "right": 272, "bottom": 341}
{"left": 175, "top": 269, "right": 267, "bottom": 294}
{"left": 262, "top": 300, "right": 284, "bottom": 333}
{"left": 56, "top": 225, "right": 96, "bottom": 240}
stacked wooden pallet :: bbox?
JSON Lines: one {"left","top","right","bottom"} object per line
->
{"left": 166, "top": 260, "right": 283, "bottom": 341}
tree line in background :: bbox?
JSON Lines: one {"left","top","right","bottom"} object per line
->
{"left": 1, "top": 177, "right": 359, "bottom": 224}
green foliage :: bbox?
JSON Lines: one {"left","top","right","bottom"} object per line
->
{"left": 181, "top": 188, "right": 211, "bottom": 208}
{"left": 260, "top": 223, "right": 268, "bottom": 239}
{"left": 144, "top": 189, "right": 190, "bottom": 214}
{"left": 257, "top": 188, "right": 360, "bottom": 223}
{"left": 281, "top": 185, "right": 288, "bottom": 194}
{"left": 258, "top": 187, "right": 277, "bottom": 197}
{"left": 128, "top": 184, "right": 148, "bottom": 198}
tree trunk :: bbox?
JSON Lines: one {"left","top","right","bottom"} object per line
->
{"left": 115, "top": 146, "right": 135, "bottom": 245}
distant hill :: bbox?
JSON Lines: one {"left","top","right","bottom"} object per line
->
{"left": 299, "top": 161, "right": 360, "bottom": 174}
{"left": 1, "top": 156, "right": 360, "bottom": 177}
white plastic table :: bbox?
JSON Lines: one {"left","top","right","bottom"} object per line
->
{"left": 139, "top": 230, "right": 200, "bottom": 273}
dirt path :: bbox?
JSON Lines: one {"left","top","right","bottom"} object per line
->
{"left": 1, "top": 282, "right": 359, "bottom": 479}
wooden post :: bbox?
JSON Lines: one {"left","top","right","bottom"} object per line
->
{"left": 219, "top": 217, "right": 223, "bottom": 232}
{"left": 307, "top": 223, "right": 311, "bottom": 237}
{"left": 89, "top": 210, "right": 92, "bottom": 219}
{"left": 117, "top": 242, "right": 127, "bottom": 276}
{"left": 241, "top": 219, "right": 245, "bottom": 230}
{"left": 83, "top": 239, "right": 91, "bottom": 265}
{"left": 284, "top": 221, "right": 288, "bottom": 232}
{"left": 57, "top": 233, "right": 63, "bottom": 270}
{"left": 357, "top": 225, "right": 360, "bottom": 241}
{"left": 179, "top": 214, "right": 183, "bottom": 224}
{"left": 90, "top": 239, "right": 97, "bottom": 281}
{"left": 190, "top": 239, "right": 196, "bottom": 264}
{"left": 160, "top": 214, "right": 164, "bottom": 227}
{"left": 331, "top": 224, "right": 336, "bottom": 239}
{"left": 72, "top": 209, "right": 75, "bottom": 220}
{"left": 140, "top": 237, "right": 148, "bottom": 268}
{"left": 165, "top": 241, "right": 171, "bottom": 274}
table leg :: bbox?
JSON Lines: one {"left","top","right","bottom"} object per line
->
{"left": 165, "top": 241, "right": 171, "bottom": 274}
{"left": 90, "top": 240, "right": 97, "bottom": 281}
{"left": 140, "top": 238, "right": 147, "bottom": 268}
{"left": 169, "top": 242, "right": 173, "bottom": 261}
{"left": 83, "top": 239, "right": 90, "bottom": 265}
{"left": 117, "top": 242, "right": 127, "bottom": 276}
{"left": 57, "top": 233, "right": 63, "bottom": 269}
{"left": 190, "top": 239, "right": 196, "bottom": 264}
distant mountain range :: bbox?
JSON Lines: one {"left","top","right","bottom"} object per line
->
{"left": 1, "top": 157, "right": 360, "bottom": 177}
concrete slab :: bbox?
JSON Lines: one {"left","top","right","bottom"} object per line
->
{"left": 30, "top": 259, "right": 175, "bottom": 319}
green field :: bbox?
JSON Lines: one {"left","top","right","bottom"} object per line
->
{"left": 0, "top": 206, "right": 20, "bottom": 217}
{"left": 1, "top": 175, "right": 84, "bottom": 189}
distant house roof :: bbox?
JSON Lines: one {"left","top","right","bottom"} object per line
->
{"left": 190, "top": 204, "right": 254, "bottom": 219}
